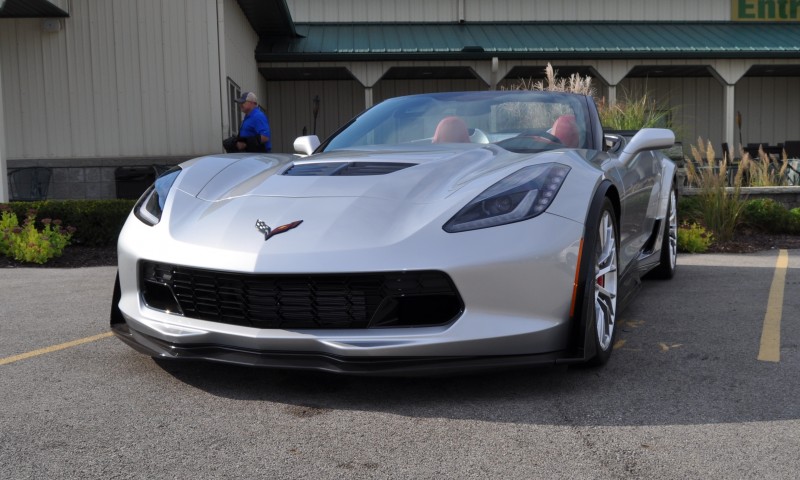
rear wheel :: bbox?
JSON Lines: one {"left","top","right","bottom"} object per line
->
{"left": 650, "top": 186, "right": 677, "bottom": 279}
{"left": 586, "top": 198, "right": 619, "bottom": 365}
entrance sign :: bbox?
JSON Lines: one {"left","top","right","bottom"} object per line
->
{"left": 732, "top": 0, "right": 800, "bottom": 21}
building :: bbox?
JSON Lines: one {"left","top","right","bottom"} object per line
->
{"left": 2, "top": 0, "right": 799, "bottom": 202}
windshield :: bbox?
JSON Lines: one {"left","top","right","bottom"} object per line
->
{"left": 321, "top": 91, "right": 594, "bottom": 154}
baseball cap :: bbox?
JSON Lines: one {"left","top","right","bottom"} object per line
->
{"left": 234, "top": 92, "right": 258, "bottom": 104}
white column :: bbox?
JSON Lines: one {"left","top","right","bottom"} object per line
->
{"left": 723, "top": 84, "right": 736, "bottom": 155}
{"left": 490, "top": 57, "right": 499, "bottom": 90}
{"left": 593, "top": 61, "right": 631, "bottom": 105}
{"left": 607, "top": 84, "right": 617, "bottom": 106}
{"left": 470, "top": 57, "right": 511, "bottom": 90}
{"left": 709, "top": 61, "right": 750, "bottom": 154}
{"left": 364, "top": 87, "right": 373, "bottom": 109}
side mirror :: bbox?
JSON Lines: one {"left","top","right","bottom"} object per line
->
{"left": 623, "top": 128, "right": 675, "bottom": 155}
{"left": 293, "top": 135, "right": 321, "bottom": 156}
{"left": 603, "top": 133, "right": 625, "bottom": 153}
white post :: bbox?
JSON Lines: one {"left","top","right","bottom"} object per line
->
{"left": 364, "top": 87, "right": 373, "bottom": 109}
{"left": 608, "top": 84, "right": 617, "bottom": 106}
{"left": 723, "top": 84, "right": 736, "bottom": 155}
{"left": 709, "top": 61, "right": 750, "bottom": 155}
{"left": 593, "top": 61, "right": 631, "bottom": 108}
{"left": 491, "top": 57, "right": 498, "bottom": 90}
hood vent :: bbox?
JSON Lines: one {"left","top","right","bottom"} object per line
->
{"left": 284, "top": 162, "right": 415, "bottom": 176}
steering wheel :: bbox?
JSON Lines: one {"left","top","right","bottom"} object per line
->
{"left": 518, "top": 129, "right": 562, "bottom": 144}
{"left": 495, "top": 129, "right": 565, "bottom": 151}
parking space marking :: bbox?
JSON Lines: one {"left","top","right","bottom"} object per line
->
{"left": 758, "top": 249, "right": 789, "bottom": 363}
{"left": 0, "top": 332, "right": 114, "bottom": 366}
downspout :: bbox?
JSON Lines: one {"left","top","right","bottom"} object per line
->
{"left": 216, "top": 0, "right": 229, "bottom": 143}
{"left": 0, "top": 57, "right": 7, "bottom": 202}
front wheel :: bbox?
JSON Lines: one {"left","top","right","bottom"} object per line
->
{"left": 649, "top": 186, "right": 677, "bottom": 279}
{"left": 585, "top": 198, "right": 619, "bottom": 365}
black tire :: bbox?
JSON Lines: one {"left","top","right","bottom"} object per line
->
{"left": 649, "top": 186, "right": 677, "bottom": 280}
{"left": 583, "top": 197, "right": 620, "bottom": 366}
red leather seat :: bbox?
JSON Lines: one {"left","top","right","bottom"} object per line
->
{"left": 551, "top": 115, "right": 580, "bottom": 148}
{"left": 432, "top": 116, "right": 470, "bottom": 143}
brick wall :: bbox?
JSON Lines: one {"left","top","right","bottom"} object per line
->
{"left": 682, "top": 186, "right": 800, "bottom": 210}
{"left": 6, "top": 157, "right": 191, "bottom": 201}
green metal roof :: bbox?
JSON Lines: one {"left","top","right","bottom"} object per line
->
{"left": 256, "top": 22, "right": 800, "bottom": 61}
{"left": 236, "top": 0, "right": 296, "bottom": 38}
{"left": 0, "top": 0, "right": 68, "bottom": 18}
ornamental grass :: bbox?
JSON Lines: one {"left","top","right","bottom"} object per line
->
{"left": 684, "top": 138, "right": 748, "bottom": 243}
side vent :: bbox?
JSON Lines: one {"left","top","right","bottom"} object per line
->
{"left": 640, "top": 219, "right": 663, "bottom": 255}
{"left": 284, "top": 162, "right": 415, "bottom": 176}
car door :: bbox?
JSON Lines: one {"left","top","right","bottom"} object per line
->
{"left": 618, "top": 150, "right": 661, "bottom": 266}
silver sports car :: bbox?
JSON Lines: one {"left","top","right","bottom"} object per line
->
{"left": 111, "top": 90, "right": 677, "bottom": 374}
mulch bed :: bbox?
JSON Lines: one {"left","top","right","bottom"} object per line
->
{"left": 0, "top": 246, "right": 118, "bottom": 269}
{"left": 1, "top": 231, "right": 799, "bottom": 269}
{"left": 705, "top": 230, "right": 800, "bottom": 254}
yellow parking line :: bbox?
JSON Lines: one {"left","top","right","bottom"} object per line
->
{"left": 0, "top": 331, "right": 114, "bottom": 366}
{"left": 757, "top": 250, "right": 789, "bottom": 362}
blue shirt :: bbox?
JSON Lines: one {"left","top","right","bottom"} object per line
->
{"left": 240, "top": 107, "right": 271, "bottom": 152}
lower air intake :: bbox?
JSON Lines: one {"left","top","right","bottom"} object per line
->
{"left": 140, "top": 262, "right": 463, "bottom": 329}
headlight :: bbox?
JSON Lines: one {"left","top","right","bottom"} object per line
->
{"left": 443, "top": 163, "right": 570, "bottom": 233}
{"left": 134, "top": 167, "right": 182, "bottom": 226}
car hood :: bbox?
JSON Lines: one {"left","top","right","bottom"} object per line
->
{"left": 160, "top": 146, "right": 594, "bottom": 258}
{"left": 177, "top": 145, "right": 566, "bottom": 203}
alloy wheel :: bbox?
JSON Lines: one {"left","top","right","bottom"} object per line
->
{"left": 594, "top": 209, "right": 618, "bottom": 351}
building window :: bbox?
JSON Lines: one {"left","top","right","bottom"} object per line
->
{"left": 228, "top": 78, "right": 242, "bottom": 136}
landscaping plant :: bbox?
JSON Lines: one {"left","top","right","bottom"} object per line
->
{"left": 596, "top": 92, "right": 673, "bottom": 131}
{"left": 738, "top": 146, "right": 790, "bottom": 187}
{"left": 677, "top": 223, "right": 713, "bottom": 253}
{"left": 684, "top": 138, "right": 748, "bottom": 242}
{"left": 528, "top": 63, "right": 595, "bottom": 95}
{"left": 505, "top": 64, "right": 678, "bottom": 134}
{"left": 791, "top": 208, "right": 800, "bottom": 234}
{"left": 740, "top": 199, "right": 800, "bottom": 235}
{"left": 0, "top": 206, "right": 75, "bottom": 264}
{"left": 3, "top": 199, "right": 134, "bottom": 246}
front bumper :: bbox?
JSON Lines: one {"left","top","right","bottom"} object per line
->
{"left": 111, "top": 320, "right": 565, "bottom": 375}
{"left": 113, "top": 209, "right": 586, "bottom": 374}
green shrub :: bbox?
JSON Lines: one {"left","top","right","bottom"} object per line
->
{"left": 2, "top": 199, "right": 135, "bottom": 247}
{"left": 789, "top": 208, "right": 800, "bottom": 234}
{"left": 741, "top": 198, "right": 792, "bottom": 234}
{"left": 678, "top": 195, "right": 702, "bottom": 224}
{"left": 0, "top": 207, "right": 74, "bottom": 264}
{"left": 677, "top": 223, "right": 713, "bottom": 253}
{"left": 0, "top": 207, "right": 17, "bottom": 255}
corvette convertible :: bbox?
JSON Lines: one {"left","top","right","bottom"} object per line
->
{"left": 111, "top": 90, "right": 677, "bottom": 374}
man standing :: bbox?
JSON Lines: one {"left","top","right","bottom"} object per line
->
{"left": 234, "top": 91, "right": 271, "bottom": 152}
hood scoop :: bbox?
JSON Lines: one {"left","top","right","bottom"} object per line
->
{"left": 283, "top": 162, "right": 415, "bottom": 176}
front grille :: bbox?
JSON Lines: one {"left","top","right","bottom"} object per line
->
{"left": 140, "top": 262, "right": 463, "bottom": 329}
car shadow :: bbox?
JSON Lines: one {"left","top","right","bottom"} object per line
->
{"left": 150, "top": 260, "right": 800, "bottom": 428}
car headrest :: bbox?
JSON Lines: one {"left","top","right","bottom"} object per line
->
{"left": 551, "top": 115, "right": 580, "bottom": 148}
{"left": 432, "top": 116, "right": 471, "bottom": 144}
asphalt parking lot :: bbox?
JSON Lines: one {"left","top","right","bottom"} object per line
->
{"left": 1, "top": 250, "right": 799, "bottom": 479}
